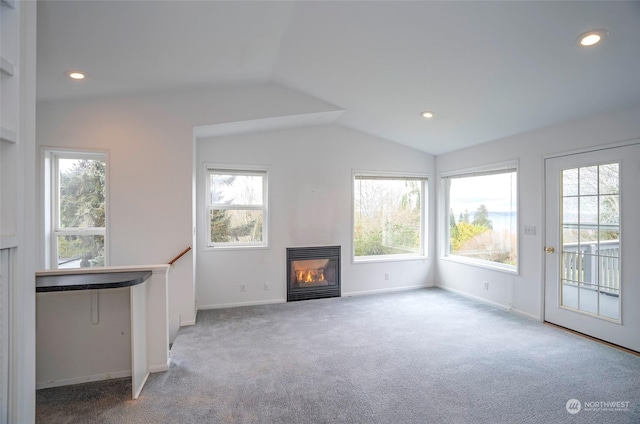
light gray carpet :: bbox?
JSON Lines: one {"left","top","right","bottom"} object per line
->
{"left": 36, "top": 288, "right": 640, "bottom": 423}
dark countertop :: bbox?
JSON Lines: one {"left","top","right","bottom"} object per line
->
{"left": 36, "top": 270, "right": 153, "bottom": 292}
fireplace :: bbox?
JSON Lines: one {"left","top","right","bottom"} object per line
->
{"left": 287, "top": 246, "right": 341, "bottom": 302}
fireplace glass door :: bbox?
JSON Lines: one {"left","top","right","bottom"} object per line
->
{"left": 287, "top": 246, "right": 340, "bottom": 301}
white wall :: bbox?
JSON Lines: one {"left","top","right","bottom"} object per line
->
{"left": 36, "top": 83, "right": 344, "bottom": 332}
{"left": 37, "top": 82, "right": 436, "bottom": 316}
{"left": 435, "top": 102, "right": 640, "bottom": 319}
{"left": 196, "top": 124, "right": 436, "bottom": 308}
{"left": 36, "top": 75, "right": 639, "bottom": 338}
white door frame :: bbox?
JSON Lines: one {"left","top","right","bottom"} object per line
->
{"left": 542, "top": 138, "right": 640, "bottom": 351}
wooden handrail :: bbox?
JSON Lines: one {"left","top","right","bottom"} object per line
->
{"left": 168, "top": 247, "right": 191, "bottom": 266}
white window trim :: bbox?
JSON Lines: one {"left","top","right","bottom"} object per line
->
{"left": 204, "top": 164, "right": 270, "bottom": 250}
{"left": 42, "top": 148, "right": 109, "bottom": 269}
{"left": 352, "top": 170, "right": 428, "bottom": 264}
{"left": 440, "top": 160, "right": 519, "bottom": 275}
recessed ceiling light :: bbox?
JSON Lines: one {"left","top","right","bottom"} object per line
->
{"left": 65, "top": 70, "right": 86, "bottom": 80}
{"left": 421, "top": 111, "right": 434, "bottom": 119}
{"left": 577, "top": 29, "right": 608, "bottom": 47}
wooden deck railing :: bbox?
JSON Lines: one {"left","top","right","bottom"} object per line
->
{"left": 562, "top": 240, "right": 619, "bottom": 293}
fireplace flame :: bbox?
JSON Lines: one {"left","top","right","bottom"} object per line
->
{"left": 296, "top": 268, "right": 325, "bottom": 284}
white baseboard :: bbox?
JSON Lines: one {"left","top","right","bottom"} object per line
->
{"left": 436, "top": 285, "right": 510, "bottom": 311}
{"left": 149, "top": 361, "right": 170, "bottom": 373}
{"left": 36, "top": 369, "right": 132, "bottom": 390}
{"left": 508, "top": 307, "right": 541, "bottom": 321}
{"left": 179, "top": 308, "right": 197, "bottom": 326}
{"left": 198, "top": 298, "right": 286, "bottom": 310}
{"left": 35, "top": 361, "right": 170, "bottom": 391}
{"left": 436, "top": 285, "right": 542, "bottom": 321}
{"left": 133, "top": 372, "right": 149, "bottom": 399}
{"left": 342, "top": 284, "right": 431, "bottom": 297}
{"left": 198, "top": 287, "right": 435, "bottom": 309}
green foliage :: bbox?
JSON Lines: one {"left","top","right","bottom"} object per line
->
{"left": 354, "top": 225, "right": 395, "bottom": 256}
{"left": 472, "top": 204, "right": 493, "bottom": 229}
{"left": 449, "top": 208, "right": 459, "bottom": 240}
{"left": 450, "top": 204, "right": 494, "bottom": 253}
{"left": 210, "top": 210, "right": 232, "bottom": 242}
{"left": 209, "top": 174, "right": 263, "bottom": 244}
{"left": 459, "top": 210, "right": 470, "bottom": 223}
{"left": 354, "top": 215, "right": 420, "bottom": 256}
{"left": 228, "top": 211, "right": 263, "bottom": 242}
{"left": 60, "top": 159, "right": 105, "bottom": 228}
{"left": 210, "top": 210, "right": 263, "bottom": 244}
{"left": 449, "top": 205, "right": 517, "bottom": 266}
{"left": 209, "top": 174, "right": 235, "bottom": 242}
{"left": 353, "top": 177, "right": 423, "bottom": 257}
{"left": 58, "top": 159, "right": 106, "bottom": 266}
{"left": 387, "top": 221, "right": 419, "bottom": 251}
{"left": 58, "top": 235, "right": 105, "bottom": 267}
{"left": 450, "top": 221, "right": 487, "bottom": 252}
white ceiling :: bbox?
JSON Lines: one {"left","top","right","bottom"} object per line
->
{"left": 36, "top": 1, "right": 640, "bottom": 155}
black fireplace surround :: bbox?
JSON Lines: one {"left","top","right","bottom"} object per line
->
{"left": 287, "top": 246, "right": 341, "bottom": 302}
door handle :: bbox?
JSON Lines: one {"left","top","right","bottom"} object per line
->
{"left": 545, "top": 247, "right": 555, "bottom": 253}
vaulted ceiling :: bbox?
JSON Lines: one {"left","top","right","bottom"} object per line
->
{"left": 36, "top": 1, "right": 640, "bottom": 154}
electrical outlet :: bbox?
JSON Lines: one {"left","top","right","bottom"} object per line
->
{"left": 264, "top": 281, "right": 270, "bottom": 291}
{"left": 484, "top": 281, "right": 489, "bottom": 290}
{"left": 385, "top": 273, "right": 390, "bottom": 281}
{"left": 240, "top": 284, "right": 246, "bottom": 292}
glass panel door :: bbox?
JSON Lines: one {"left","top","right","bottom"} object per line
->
{"left": 560, "top": 163, "right": 620, "bottom": 320}
{"left": 544, "top": 143, "right": 640, "bottom": 352}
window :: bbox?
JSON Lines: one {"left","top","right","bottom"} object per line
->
{"left": 443, "top": 164, "right": 517, "bottom": 272}
{"left": 561, "top": 163, "right": 620, "bottom": 319}
{"left": 45, "top": 150, "right": 107, "bottom": 269}
{"left": 206, "top": 167, "right": 268, "bottom": 248}
{"left": 353, "top": 172, "right": 427, "bottom": 261}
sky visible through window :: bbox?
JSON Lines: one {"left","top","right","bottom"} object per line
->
{"left": 449, "top": 173, "right": 516, "bottom": 232}
{"left": 208, "top": 169, "right": 267, "bottom": 246}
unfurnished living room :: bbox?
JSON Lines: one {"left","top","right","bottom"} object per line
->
{"left": 1, "top": 1, "right": 640, "bottom": 423}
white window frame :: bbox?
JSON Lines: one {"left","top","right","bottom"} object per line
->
{"left": 205, "top": 165, "right": 269, "bottom": 250}
{"left": 352, "top": 170, "right": 428, "bottom": 263}
{"left": 43, "top": 148, "right": 109, "bottom": 269}
{"left": 440, "top": 161, "right": 519, "bottom": 274}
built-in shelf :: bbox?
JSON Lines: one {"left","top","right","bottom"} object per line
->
{"left": 0, "top": 127, "right": 16, "bottom": 143}
{"left": 0, "top": 0, "right": 16, "bottom": 9}
{"left": 0, "top": 57, "right": 15, "bottom": 76}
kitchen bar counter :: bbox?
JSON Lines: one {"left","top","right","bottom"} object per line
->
{"left": 35, "top": 265, "right": 170, "bottom": 399}
{"left": 36, "top": 270, "right": 152, "bottom": 292}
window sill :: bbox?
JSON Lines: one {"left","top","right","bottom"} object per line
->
{"left": 440, "top": 255, "right": 518, "bottom": 275}
{"left": 353, "top": 254, "right": 428, "bottom": 264}
{"left": 204, "top": 244, "right": 269, "bottom": 252}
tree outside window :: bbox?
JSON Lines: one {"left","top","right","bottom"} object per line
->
{"left": 207, "top": 168, "right": 268, "bottom": 248}
{"left": 445, "top": 168, "right": 517, "bottom": 270}
{"left": 52, "top": 153, "right": 107, "bottom": 268}
{"left": 562, "top": 163, "right": 619, "bottom": 245}
{"left": 354, "top": 174, "right": 427, "bottom": 260}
